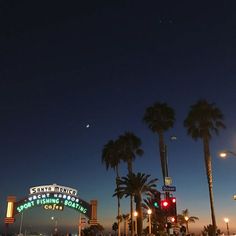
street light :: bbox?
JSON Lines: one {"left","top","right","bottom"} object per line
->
{"left": 224, "top": 218, "right": 230, "bottom": 236}
{"left": 147, "top": 209, "right": 152, "bottom": 234}
{"left": 133, "top": 211, "right": 138, "bottom": 236}
{"left": 219, "top": 150, "right": 236, "bottom": 201}
{"left": 184, "top": 216, "right": 189, "bottom": 234}
{"left": 19, "top": 212, "right": 24, "bottom": 235}
{"left": 219, "top": 150, "right": 236, "bottom": 158}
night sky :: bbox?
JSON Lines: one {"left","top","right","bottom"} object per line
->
{"left": 1, "top": 1, "right": 236, "bottom": 234}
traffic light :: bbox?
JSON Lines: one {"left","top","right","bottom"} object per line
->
{"left": 160, "top": 197, "right": 177, "bottom": 218}
{"left": 161, "top": 199, "right": 169, "bottom": 209}
{"left": 152, "top": 190, "right": 161, "bottom": 209}
{"left": 169, "top": 197, "right": 177, "bottom": 217}
{"left": 153, "top": 200, "right": 159, "bottom": 208}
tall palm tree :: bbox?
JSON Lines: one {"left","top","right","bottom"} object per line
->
{"left": 184, "top": 100, "right": 225, "bottom": 236}
{"left": 118, "top": 132, "right": 144, "bottom": 174}
{"left": 102, "top": 140, "right": 122, "bottom": 236}
{"left": 117, "top": 132, "right": 144, "bottom": 236}
{"left": 177, "top": 209, "right": 199, "bottom": 233}
{"left": 143, "top": 102, "right": 175, "bottom": 184}
{"left": 114, "top": 172, "right": 158, "bottom": 236}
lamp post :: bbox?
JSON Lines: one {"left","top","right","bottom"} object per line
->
{"left": 184, "top": 216, "right": 189, "bottom": 234}
{"left": 19, "top": 212, "right": 24, "bottom": 235}
{"left": 219, "top": 150, "right": 236, "bottom": 201}
{"left": 224, "top": 218, "right": 230, "bottom": 236}
{"left": 147, "top": 209, "right": 152, "bottom": 234}
{"left": 133, "top": 211, "right": 138, "bottom": 236}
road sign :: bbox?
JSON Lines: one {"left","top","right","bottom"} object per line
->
{"left": 162, "top": 185, "right": 176, "bottom": 192}
{"left": 165, "top": 177, "right": 172, "bottom": 186}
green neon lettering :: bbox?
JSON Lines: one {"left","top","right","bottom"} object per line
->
{"left": 17, "top": 206, "right": 23, "bottom": 213}
{"left": 17, "top": 201, "right": 35, "bottom": 213}
{"left": 36, "top": 198, "right": 60, "bottom": 205}
{"left": 62, "top": 200, "right": 88, "bottom": 213}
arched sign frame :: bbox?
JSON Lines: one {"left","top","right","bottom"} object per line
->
{"left": 5, "top": 184, "right": 98, "bottom": 225}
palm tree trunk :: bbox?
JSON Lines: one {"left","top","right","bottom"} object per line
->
{"left": 186, "top": 221, "right": 189, "bottom": 234}
{"left": 116, "top": 167, "right": 121, "bottom": 236}
{"left": 203, "top": 136, "right": 217, "bottom": 236}
{"left": 125, "top": 215, "right": 129, "bottom": 236}
{"left": 158, "top": 132, "right": 166, "bottom": 185}
{"left": 118, "top": 196, "right": 121, "bottom": 236}
{"left": 127, "top": 162, "right": 134, "bottom": 236}
{"left": 136, "top": 194, "right": 143, "bottom": 236}
{"left": 123, "top": 216, "right": 125, "bottom": 236}
{"left": 127, "top": 163, "right": 134, "bottom": 236}
{"left": 131, "top": 195, "right": 134, "bottom": 236}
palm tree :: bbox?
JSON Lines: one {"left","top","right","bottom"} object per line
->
{"left": 117, "top": 132, "right": 144, "bottom": 174}
{"left": 202, "top": 224, "right": 223, "bottom": 236}
{"left": 114, "top": 172, "right": 158, "bottom": 236}
{"left": 184, "top": 100, "right": 226, "bottom": 236}
{"left": 117, "top": 132, "right": 144, "bottom": 236}
{"left": 112, "top": 222, "right": 118, "bottom": 234}
{"left": 82, "top": 224, "right": 104, "bottom": 236}
{"left": 102, "top": 140, "right": 122, "bottom": 236}
{"left": 143, "top": 102, "right": 175, "bottom": 184}
{"left": 177, "top": 209, "right": 199, "bottom": 233}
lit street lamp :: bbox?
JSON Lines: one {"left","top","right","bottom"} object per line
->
{"left": 133, "top": 211, "right": 138, "bottom": 236}
{"left": 184, "top": 216, "right": 189, "bottom": 234}
{"left": 219, "top": 150, "right": 236, "bottom": 158}
{"left": 147, "top": 209, "right": 152, "bottom": 234}
{"left": 219, "top": 150, "right": 236, "bottom": 201}
{"left": 224, "top": 218, "right": 230, "bottom": 236}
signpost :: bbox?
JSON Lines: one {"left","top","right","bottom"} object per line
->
{"left": 164, "top": 177, "right": 173, "bottom": 186}
{"left": 162, "top": 185, "right": 176, "bottom": 192}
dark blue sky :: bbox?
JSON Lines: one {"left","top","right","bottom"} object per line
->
{"left": 1, "top": 1, "right": 236, "bottom": 233}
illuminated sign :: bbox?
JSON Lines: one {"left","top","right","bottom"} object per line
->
{"left": 15, "top": 193, "right": 91, "bottom": 218}
{"left": 6, "top": 196, "right": 16, "bottom": 218}
{"left": 29, "top": 184, "right": 77, "bottom": 196}
{"left": 6, "top": 202, "right": 14, "bottom": 218}
{"left": 43, "top": 204, "right": 64, "bottom": 211}
{"left": 6, "top": 183, "right": 97, "bottom": 225}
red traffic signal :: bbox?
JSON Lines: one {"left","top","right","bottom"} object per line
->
{"left": 161, "top": 197, "right": 177, "bottom": 217}
{"left": 171, "top": 197, "right": 176, "bottom": 203}
{"left": 161, "top": 199, "right": 169, "bottom": 208}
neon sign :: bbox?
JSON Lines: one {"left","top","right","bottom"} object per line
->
{"left": 15, "top": 192, "right": 91, "bottom": 218}
{"left": 43, "top": 204, "right": 64, "bottom": 211}
{"left": 5, "top": 183, "right": 98, "bottom": 225}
